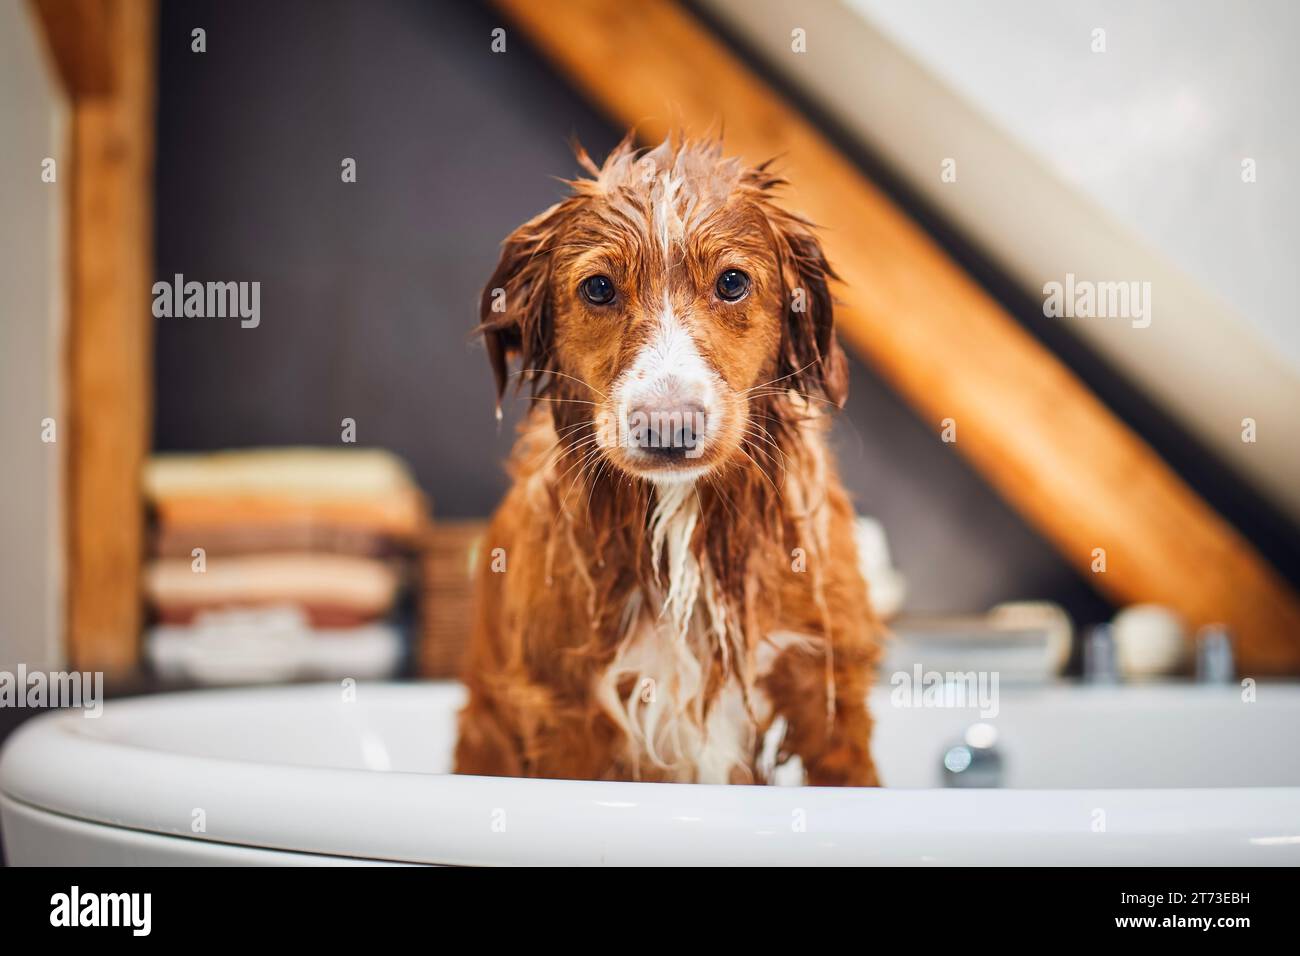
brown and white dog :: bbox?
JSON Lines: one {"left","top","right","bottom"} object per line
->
{"left": 454, "top": 136, "right": 880, "bottom": 786}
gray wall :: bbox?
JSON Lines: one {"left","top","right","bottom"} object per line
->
{"left": 152, "top": 0, "right": 1112, "bottom": 623}
{"left": 0, "top": 2, "right": 67, "bottom": 672}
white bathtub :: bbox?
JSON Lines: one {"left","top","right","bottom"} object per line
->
{"left": 1, "top": 681, "right": 1297, "bottom": 865}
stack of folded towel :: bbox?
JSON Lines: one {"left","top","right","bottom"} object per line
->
{"left": 143, "top": 448, "right": 427, "bottom": 684}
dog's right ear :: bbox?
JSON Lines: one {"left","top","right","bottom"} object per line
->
{"left": 477, "top": 198, "right": 577, "bottom": 414}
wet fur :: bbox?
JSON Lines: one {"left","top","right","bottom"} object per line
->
{"left": 454, "top": 136, "right": 880, "bottom": 786}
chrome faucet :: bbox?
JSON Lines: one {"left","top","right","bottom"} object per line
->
{"left": 1195, "top": 625, "right": 1235, "bottom": 684}
{"left": 941, "top": 722, "right": 1004, "bottom": 788}
{"left": 1082, "top": 623, "right": 1120, "bottom": 683}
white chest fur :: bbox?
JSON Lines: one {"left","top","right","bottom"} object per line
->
{"left": 598, "top": 615, "right": 756, "bottom": 783}
{"left": 592, "top": 482, "right": 761, "bottom": 783}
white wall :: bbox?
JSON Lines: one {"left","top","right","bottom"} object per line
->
{"left": 0, "top": 3, "right": 68, "bottom": 671}
{"left": 700, "top": 0, "right": 1300, "bottom": 521}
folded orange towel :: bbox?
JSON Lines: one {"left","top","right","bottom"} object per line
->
{"left": 152, "top": 494, "right": 423, "bottom": 540}
{"left": 144, "top": 553, "right": 401, "bottom": 622}
{"left": 153, "top": 522, "right": 395, "bottom": 559}
{"left": 145, "top": 448, "right": 428, "bottom": 541}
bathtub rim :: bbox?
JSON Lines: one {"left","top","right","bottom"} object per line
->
{"left": 1, "top": 681, "right": 1298, "bottom": 866}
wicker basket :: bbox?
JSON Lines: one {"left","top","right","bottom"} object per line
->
{"left": 416, "top": 520, "right": 486, "bottom": 678}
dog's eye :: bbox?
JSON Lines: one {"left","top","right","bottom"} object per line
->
{"left": 715, "top": 269, "right": 750, "bottom": 302}
{"left": 580, "top": 275, "right": 616, "bottom": 305}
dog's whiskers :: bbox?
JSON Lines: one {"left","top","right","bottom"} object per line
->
{"left": 742, "top": 424, "right": 790, "bottom": 481}
{"left": 530, "top": 395, "right": 600, "bottom": 407}
{"left": 513, "top": 367, "right": 609, "bottom": 399}
{"left": 742, "top": 358, "right": 820, "bottom": 394}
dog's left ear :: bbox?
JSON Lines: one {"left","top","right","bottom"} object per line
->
{"left": 769, "top": 211, "right": 849, "bottom": 408}
{"left": 477, "top": 198, "right": 577, "bottom": 412}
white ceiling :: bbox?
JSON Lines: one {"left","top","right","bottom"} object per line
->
{"left": 700, "top": 0, "right": 1300, "bottom": 521}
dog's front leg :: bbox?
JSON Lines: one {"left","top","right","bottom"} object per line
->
{"left": 454, "top": 689, "right": 525, "bottom": 777}
{"left": 762, "top": 638, "right": 879, "bottom": 787}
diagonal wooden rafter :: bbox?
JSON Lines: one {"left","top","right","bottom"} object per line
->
{"left": 492, "top": 0, "right": 1300, "bottom": 673}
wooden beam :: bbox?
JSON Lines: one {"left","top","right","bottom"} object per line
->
{"left": 57, "top": 0, "right": 155, "bottom": 675}
{"left": 28, "top": 0, "right": 117, "bottom": 97}
{"left": 493, "top": 0, "right": 1300, "bottom": 673}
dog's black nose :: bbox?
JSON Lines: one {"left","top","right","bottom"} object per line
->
{"left": 626, "top": 402, "right": 709, "bottom": 459}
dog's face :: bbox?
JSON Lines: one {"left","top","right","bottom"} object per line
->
{"left": 549, "top": 173, "right": 792, "bottom": 482}
{"left": 480, "top": 137, "right": 847, "bottom": 483}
